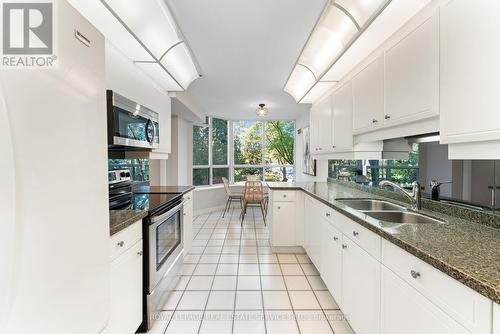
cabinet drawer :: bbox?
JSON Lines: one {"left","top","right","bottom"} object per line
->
{"left": 273, "top": 190, "right": 296, "bottom": 202}
{"left": 110, "top": 220, "right": 142, "bottom": 260}
{"left": 382, "top": 240, "right": 492, "bottom": 334}
{"left": 332, "top": 210, "right": 381, "bottom": 260}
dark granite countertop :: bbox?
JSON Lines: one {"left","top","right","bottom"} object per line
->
{"left": 133, "top": 185, "right": 195, "bottom": 194}
{"left": 109, "top": 210, "right": 147, "bottom": 236}
{"left": 267, "top": 181, "right": 500, "bottom": 303}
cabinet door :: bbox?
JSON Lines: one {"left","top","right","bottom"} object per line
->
{"left": 304, "top": 197, "right": 313, "bottom": 255}
{"left": 321, "top": 219, "right": 342, "bottom": 306}
{"left": 305, "top": 197, "right": 321, "bottom": 268}
{"left": 332, "top": 82, "right": 353, "bottom": 152}
{"left": 309, "top": 106, "right": 321, "bottom": 153}
{"left": 341, "top": 237, "right": 380, "bottom": 334}
{"left": 385, "top": 13, "right": 439, "bottom": 124}
{"left": 109, "top": 240, "right": 143, "bottom": 334}
{"left": 271, "top": 202, "right": 296, "bottom": 246}
{"left": 316, "top": 96, "right": 334, "bottom": 153}
{"left": 440, "top": 0, "right": 500, "bottom": 144}
{"left": 381, "top": 266, "right": 469, "bottom": 334}
{"left": 352, "top": 57, "right": 384, "bottom": 133}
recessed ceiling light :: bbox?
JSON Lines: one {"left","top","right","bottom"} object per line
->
{"left": 256, "top": 103, "right": 268, "bottom": 117}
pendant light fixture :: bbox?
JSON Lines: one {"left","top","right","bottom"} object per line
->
{"left": 256, "top": 104, "right": 268, "bottom": 117}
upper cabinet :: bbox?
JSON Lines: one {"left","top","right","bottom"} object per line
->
{"left": 310, "top": 95, "right": 334, "bottom": 154}
{"left": 440, "top": 0, "right": 500, "bottom": 145}
{"left": 352, "top": 57, "right": 384, "bottom": 133}
{"left": 384, "top": 12, "right": 439, "bottom": 125}
{"left": 332, "top": 82, "right": 354, "bottom": 152}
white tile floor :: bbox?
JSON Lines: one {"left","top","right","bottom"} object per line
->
{"left": 147, "top": 207, "right": 355, "bottom": 334}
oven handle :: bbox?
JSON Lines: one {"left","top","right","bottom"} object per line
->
{"left": 150, "top": 201, "right": 185, "bottom": 225}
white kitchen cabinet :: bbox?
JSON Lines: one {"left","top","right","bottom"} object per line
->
{"left": 332, "top": 82, "right": 354, "bottom": 152}
{"left": 381, "top": 266, "right": 469, "bottom": 334}
{"left": 304, "top": 196, "right": 321, "bottom": 267}
{"left": 321, "top": 218, "right": 343, "bottom": 306}
{"left": 384, "top": 12, "right": 439, "bottom": 125}
{"left": 440, "top": 0, "right": 500, "bottom": 145}
{"left": 271, "top": 202, "right": 297, "bottom": 246}
{"left": 310, "top": 95, "right": 334, "bottom": 154}
{"left": 183, "top": 191, "right": 194, "bottom": 253}
{"left": 341, "top": 237, "right": 381, "bottom": 334}
{"left": 352, "top": 57, "right": 384, "bottom": 133}
{"left": 109, "top": 237, "right": 143, "bottom": 334}
{"left": 494, "top": 303, "right": 500, "bottom": 334}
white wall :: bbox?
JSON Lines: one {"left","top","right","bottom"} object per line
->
{"left": 165, "top": 116, "right": 193, "bottom": 186}
{"left": 295, "top": 111, "right": 329, "bottom": 182}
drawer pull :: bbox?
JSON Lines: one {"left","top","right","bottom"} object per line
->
{"left": 277, "top": 206, "right": 281, "bottom": 210}
{"left": 137, "top": 251, "right": 143, "bottom": 256}
{"left": 385, "top": 115, "right": 391, "bottom": 120}
{"left": 410, "top": 270, "right": 421, "bottom": 279}
{"left": 342, "top": 244, "right": 347, "bottom": 249}
{"left": 352, "top": 231, "right": 359, "bottom": 237}
{"left": 283, "top": 194, "right": 287, "bottom": 198}
{"left": 117, "top": 241, "right": 124, "bottom": 247}
{"left": 326, "top": 212, "right": 331, "bottom": 217}
{"left": 333, "top": 236, "right": 338, "bottom": 241}
{"left": 372, "top": 119, "right": 378, "bottom": 123}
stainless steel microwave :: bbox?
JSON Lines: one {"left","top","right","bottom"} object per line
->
{"left": 107, "top": 90, "right": 159, "bottom": 150}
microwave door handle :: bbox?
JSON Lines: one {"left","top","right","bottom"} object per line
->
{"left": 151, "top": 119, "right": 157, "bottom": 145}
{"left": 145, "top": 119, "right": 152, "bottom": 143}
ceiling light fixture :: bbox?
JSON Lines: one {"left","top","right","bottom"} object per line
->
{"left": 284, "top": 0, "right": 391, "bottom": 103}
{"left": 256, "top": 104, "right": 268, "bottom": 117}
{"left": 101, "top": 0, "right": 201, "bottom": 91}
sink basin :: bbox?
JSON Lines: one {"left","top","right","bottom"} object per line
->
{"left": 363, "top": 211, "right": 444, "bottom": 224}
{"left": 337, "top": 199, "right": 406, "bottom": 211}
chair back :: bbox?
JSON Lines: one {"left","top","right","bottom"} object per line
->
{"left": 222, "top": 177, "right": 232, "bottom": 196}
{"left": 246, "top": 175, "right": 260, "bottom": 181}
{"left": 243, "top": 180, "right": 264, "bottom": 202}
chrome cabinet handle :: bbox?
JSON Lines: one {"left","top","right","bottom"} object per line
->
{"left": 372, "top": 119, "right": 378, "bottom": 123}
{"left": 410, "top": 270, "right": 420, "bottom": 279}
{"left": 326, "top": 213, "right": 331, "bottom": 217}
{"left": 385, "top": 115, "right": 391, "bottom": 120}
{"left": 353, "top": 231, "right": 359, "bottom": 237}
{"left": 117, "top": 241, "right": 124, "bottom": 247}
{"left": 332, "top": 145, "right": 336, "bottom": 149}
{"left": 283, "top": 194, "right": 287, "bottom": 198}
{"left": 183, "top": 213, "right": 186, "bottom": 216}
{"left": 342, "top": 244, "right": 347, "bottom": 249}
{"left": 333, "top": 236, "right": 338, "bottom": 241}
{"left": 277, "top": 206, "right": 281, "bottom": 210}
{"left": 137, "top": 251, "right": 143, "bottom": 256}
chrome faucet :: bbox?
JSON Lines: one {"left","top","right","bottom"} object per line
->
{"left": 379, "top": 180, "right": 422, "bottom": 210}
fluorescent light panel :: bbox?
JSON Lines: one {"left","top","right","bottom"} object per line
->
{"left": 284, "top": 0, "right": 390, "bottom": 103}
{"left": 102, "top": 0, "right": 200, "bottom": 91}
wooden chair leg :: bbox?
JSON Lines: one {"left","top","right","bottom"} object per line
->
{"left": 260, "top": 201, "right": 267, "bottom": 226}
{"left": 222, "top": 198, "right": 230, "bottom": 218}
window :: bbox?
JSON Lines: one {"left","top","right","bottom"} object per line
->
{"left": 328, "top": 144, "right": 419, "bottom": 188}
{"left": 192, "top": 118, "right": 295, "bottom": 186}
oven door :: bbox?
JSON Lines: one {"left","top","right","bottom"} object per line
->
{"left": 148, "top": 203, "right": 183, "bottom": 292}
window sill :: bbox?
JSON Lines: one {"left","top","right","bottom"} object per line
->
{"left": 194, "top": 184, "right": 225, "bottom": 191}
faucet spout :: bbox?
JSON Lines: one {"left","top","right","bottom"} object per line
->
{"left": 379, "top": 180, "right": 422, "bottom": 210}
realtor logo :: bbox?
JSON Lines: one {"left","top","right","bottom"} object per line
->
{"left": 1, "top": 1, "right": 57, "bottom": 68}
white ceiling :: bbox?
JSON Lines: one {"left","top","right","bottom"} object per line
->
{"left": 166, "top": 0, "right": 326, "bottom": 120}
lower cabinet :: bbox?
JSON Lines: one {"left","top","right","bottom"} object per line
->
{"left": 381, "top": 266, "right": 469, "bottom": 334}
{"left": 341, "top": 237, "right": 381, "bottom": 334}
{"left": 305, "top": 197, "right": 322, "bottom": 271}
{"left": 320, "top": 218, "right": 343, "bottom": 306}
{"left": 108, "top": 239, "right": 143, "bottom": 334}
{"left": 271, "top": 201, "right": 296, "bottom": 246}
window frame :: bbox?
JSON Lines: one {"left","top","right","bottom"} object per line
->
{"left": 192, "top": 117, "right": 296, "bottom": 186}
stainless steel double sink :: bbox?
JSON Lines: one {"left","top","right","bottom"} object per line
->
{"left": 336, "top": 199, "right": 443, "bottom": 225}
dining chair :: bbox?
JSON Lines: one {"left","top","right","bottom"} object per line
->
{"left": 246, "top": 175, "right": 260, "bottom": 181}
{"left": 240, "top": 180, "right": 267, "bottom": 226}
{"left": 221, "top": 177, "right": 242, "bottom": 218}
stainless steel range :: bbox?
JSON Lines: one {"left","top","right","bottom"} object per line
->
{"left": 108, "top": 176, "right": 184, "bottom": 331}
